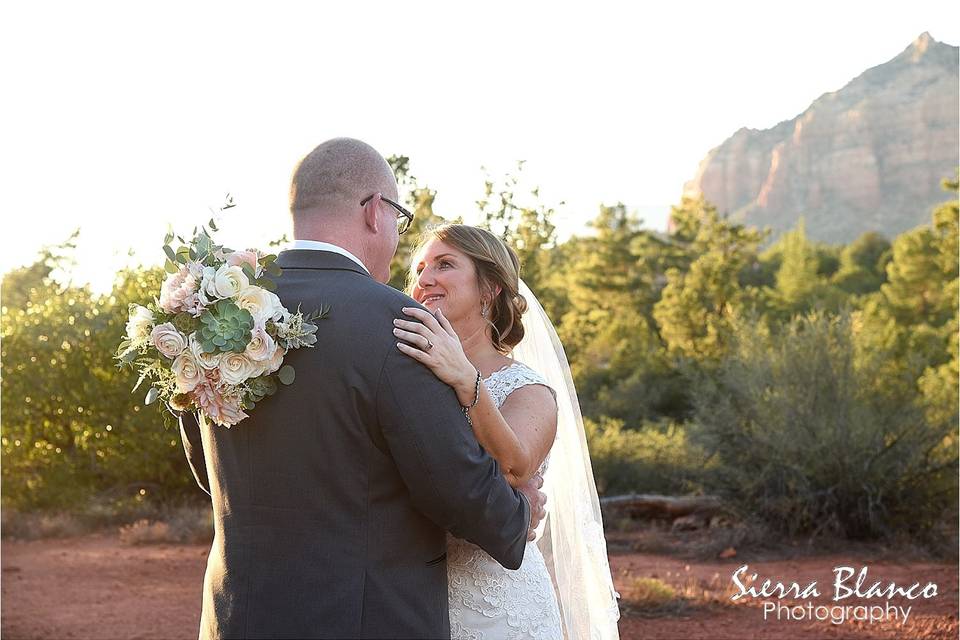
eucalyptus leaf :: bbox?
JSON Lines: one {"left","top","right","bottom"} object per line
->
{"left": 163, "top": 245, "right": 177, "bottom": 263}
{"left": 278, "top": 365, "right": 295, "bottom": 385}
{"left": 145, "top": 387, "right": 159, "bottom": 405}
{"left": 259, "top": 278, "right": 277, "bottom": 292}
{"left": 164, "top": 259, "right": 178, "bottom": 274}
{"left": 209, "top": 218, "right": 219, "bottom": 231}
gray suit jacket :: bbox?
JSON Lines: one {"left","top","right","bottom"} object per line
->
{"left": 179, "top": 249, "right": 530, "bottom": 639}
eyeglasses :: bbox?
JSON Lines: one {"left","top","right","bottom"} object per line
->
{"left": 360, "top": 193, "right": 414, "bottom": 235}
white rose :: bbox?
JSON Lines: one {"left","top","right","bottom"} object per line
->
{"left": 258, "top": 344, "right": 285, "bottom": 375}
{"left": 213, "top": 264, "right": 249, "bottom": 299}
{"left": 235, "top": 286, "right": 282, "bottom": 322}
{"left": 171, "top": 351, "right": 203, "bottom": 393}
{"left": 245, "top": 321, "right": 278, "bottom": 362}
{"left": 125, "top": 305, "right": 155, "bottom": 345}
{"left": 189, "top": 334, "right": 222, "bottom": 369}
{"left": 267, "top": 292, "right": 285, "bottom": 321}
{"left": 218, "top": 352, "right": 259, "bottom": 385}
{"left": 199, "top": 266, "right": 218, "bottom": 305}
{"left": 150, "top": 323, "right": 187, "bottom": 359}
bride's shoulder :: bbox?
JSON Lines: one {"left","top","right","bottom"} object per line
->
{"left": 486, "top": 359, "right": 556, "bottom": 402}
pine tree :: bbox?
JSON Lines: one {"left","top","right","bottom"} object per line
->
{"left": 653, "top": 196, "right": 765, "bottom": 361}
{"left": 774, "top": 218, "right": 820, "bottom": 311}
{"left": 832, "top": 231, "right": 890, "bottom": 295}
{"left": 386, "top": 156, "right": 445, "bottom": 291}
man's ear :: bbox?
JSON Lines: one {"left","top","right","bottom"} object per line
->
{"left": 362, "top": 194, "right": 381, "bottom": 233}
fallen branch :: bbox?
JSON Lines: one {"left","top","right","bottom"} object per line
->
{"left": 600, "top": 493, "right": 723, "bottom": 519}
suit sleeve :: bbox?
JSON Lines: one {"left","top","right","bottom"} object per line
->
{"left": 178, "top": 412, "right": 211, "bottom": 497}
{"left": 377, "top": 345, "right": 531, "bottom": 570}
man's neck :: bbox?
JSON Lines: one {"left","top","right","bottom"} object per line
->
{"left": 294, "top": 231, "right": 366, "bottom": 259}
{"left": 288, "top": 236, "right": 373, "bottom": 275}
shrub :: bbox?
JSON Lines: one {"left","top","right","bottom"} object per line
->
{"left": 687, "top": 309, "right": 957, "bottom": 541}
{"left": 585, "top": 417, "right": 706, "bottom": 496}
{"left": 2, "top": 265, "right": 199, "bottom": 510}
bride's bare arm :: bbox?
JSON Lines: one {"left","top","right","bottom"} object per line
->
{"left": 456, "top": 379, "right": 557, "bottom": 487}
{"left": 393, "top": 306, "right": 557, "bottom": 487}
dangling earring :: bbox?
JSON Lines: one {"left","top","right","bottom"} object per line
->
{"left": 480, "top": 302, "right": 487, "bottom": 318}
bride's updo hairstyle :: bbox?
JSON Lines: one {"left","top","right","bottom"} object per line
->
{"left": 408, "top": 223, "right": 528, "bottom": 354}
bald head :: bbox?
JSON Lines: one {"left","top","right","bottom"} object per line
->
{"left": 289, "top": 137, "right": 397, "bottom": 218}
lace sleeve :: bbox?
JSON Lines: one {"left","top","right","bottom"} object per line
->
{"left": 484, "top": 362, "right": 557, "bottom": 408}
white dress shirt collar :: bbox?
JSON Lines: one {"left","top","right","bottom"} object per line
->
{"left": 288, "top": 239, "right": 370, "bottom": 274}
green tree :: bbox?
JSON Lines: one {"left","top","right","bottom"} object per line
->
{"left": 774, "top": 218, "right": 822, "bottom": 311}
{"left": 831, "top": 231, "right": 891, "bottom": 295}
{"left": 386, "top": 155, "right": 445, "bottom": 291}
{"left": 476, "top": 162, "right": 558, "bottom": 299}
{"left": 553, "top": 204, "right": 686, "bottom": 422}
{"left": 856, "top": 175, "right": 959, "bottom": 416}
{"left": 2, "top": 230, "right": 79, "bottom": 310}
{"left": 653, "top": 196, "right": 766, "bottom": 361}
{"left": 2, "top": 258, "right": 196, "bottom": 510}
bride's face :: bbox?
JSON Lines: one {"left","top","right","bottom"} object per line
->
{"left": 411, "top": 239, "right": 482, "bottom": 322}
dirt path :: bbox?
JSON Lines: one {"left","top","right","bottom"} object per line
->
{"left": 608, "top": 551, "right": 958, "bottom": 639}
{"left": 2, "top": 534, "right": 957, "bottom": 639}
{"left": 2, "top": 534, "right": 205, "bottom": 640}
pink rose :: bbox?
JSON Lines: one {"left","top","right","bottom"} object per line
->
{"left": 258, "top": 343, "right": 285, "bottom": 375}
{"left": 218, "top": 353, "right": 259, "bottom": 385}
{"left": 171, "top": 351, "right": 203, "bottom": 393}
{"left": 226, "top": 250, "right": 262, "bottom": 278}
{"left": 150, "top": 323, "right": 188, "bottom": 359}
{"left": 245, "top": 321, "right": 278, "bottom": 362}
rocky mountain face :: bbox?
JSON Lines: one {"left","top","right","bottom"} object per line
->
{"left": 680, "top": 33, "right": 959, "bottom": 244}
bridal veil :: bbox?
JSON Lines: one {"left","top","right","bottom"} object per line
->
{"left": 512, "top": 279, "right": 621, "bottom": 640}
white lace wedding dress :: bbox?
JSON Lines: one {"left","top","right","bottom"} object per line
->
{"left": 447, "top": 361, "right": 563, "bottom": 640}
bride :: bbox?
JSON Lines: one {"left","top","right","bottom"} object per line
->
{"left": 393, "top": 223, "right": 621, "bottom": 639}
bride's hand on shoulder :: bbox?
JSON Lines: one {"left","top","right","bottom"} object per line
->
{"left": 394, "top": 307, "right": 477, "bottom": 403}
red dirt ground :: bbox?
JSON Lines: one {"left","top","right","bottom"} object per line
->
{"left": 1, "top": 533, "right": 957, "bottom": 639}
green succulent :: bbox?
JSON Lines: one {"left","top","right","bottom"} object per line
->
{"left": 198, "top": 299, "right": 254, "bottom": 353}
{"left": 246, "top": 375, "right": 278, "bottom": 402}
{"left": 172, "top": 312, "right": 200, "bottom": 335}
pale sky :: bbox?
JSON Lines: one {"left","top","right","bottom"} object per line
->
{"left": 3, "top": 1, "right": 958, "bottom": 293}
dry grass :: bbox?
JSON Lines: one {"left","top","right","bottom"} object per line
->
{"left": 606, "top": 514, "right": 958, "bottom": 565}
{"left": 0, "top": 510, "right": 86, "bottom": 539}
{"left": 118, "top": 519, "right": 172, "bottom": 545}
{"left": 617, "top": 567, "right": 739, "bottom": 618}
{"left": 2, "top": 503, "right": 212, "bottom": 545}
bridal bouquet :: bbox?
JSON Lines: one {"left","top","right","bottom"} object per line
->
{"left": 116, "top": 215, "right": 325, "bottom": 427}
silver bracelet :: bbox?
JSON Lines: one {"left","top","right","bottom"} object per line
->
{"left": 462, "top": 368, "right": 481, "bottom": 426}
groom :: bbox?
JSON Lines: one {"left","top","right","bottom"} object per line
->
{"left": 178, "top": 137, "right": 546, "bottom": 639}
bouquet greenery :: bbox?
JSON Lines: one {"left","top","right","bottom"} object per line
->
{"left": 117, "top": 210, "right": 325, "bottom": 427}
